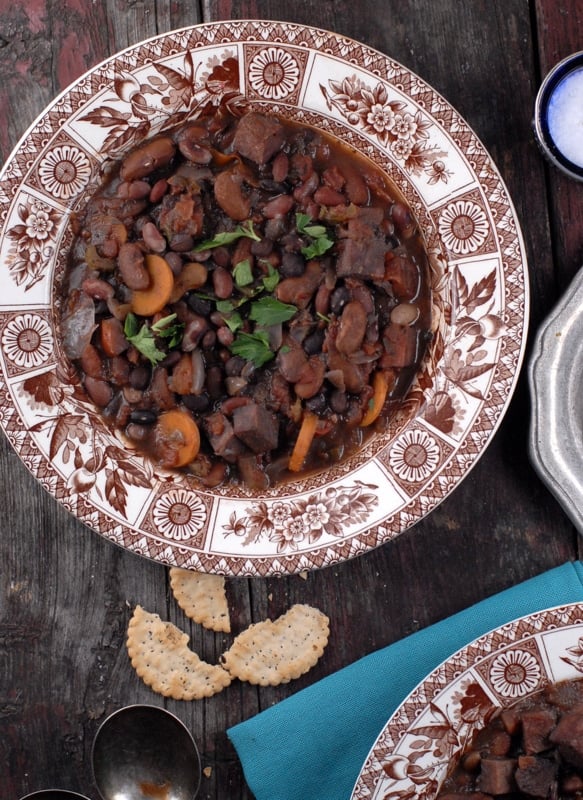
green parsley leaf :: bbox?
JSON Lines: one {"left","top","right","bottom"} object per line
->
{"left": 193, "top": 220, "right": 260, "bottom": 252}
{"left": 151, "top": 313, "right": 184, "bottom": 348}
{"left": 249, "top": 296, "right": 298, "bottom": 326}
{"left": 223, "top": 312, "right": 244, "bottom": 333}
{"left": 262, "top": 263, "right": 280, "bottom": 292}
{"left": 295, "top": 212, "right": 312, "bottom": 233}
{"left": 295, "top": 212, "right": 334, "bottom": 260}
{"left": 124, "top": 312, "right": 139, "bottom": 339}
{"left": 230, "top": 331, "right": 275, "bottom": 367}
{"left": 233, "top": 259, "right": 254, "bottom": 287}
{"left": 302, "top": 236, "right": 334, "bottom": 259}
{"left": 124, "top": 313, "right": 167, "bottom": 366}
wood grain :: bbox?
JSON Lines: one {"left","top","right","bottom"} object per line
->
{"left": 0, "top": 2, "right": 580, "bottom": 799}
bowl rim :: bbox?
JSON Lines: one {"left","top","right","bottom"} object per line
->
{"left": 351, "top": 601, "right": 583, "bottom": 799}
{"left": 0, "top": 19, "right": 530, "bottom": 575}
{"left": 533, "top": 50, "right": 583, "bottom": 181}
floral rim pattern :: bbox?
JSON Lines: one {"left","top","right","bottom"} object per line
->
{"left": 0, "top": 21, "right": 529, "bottom": 576}
{"left": 351, "top": 603, "right": 583, "bottom": 800}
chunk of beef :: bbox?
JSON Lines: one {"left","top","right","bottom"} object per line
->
{"left": 438, "top": 795, "right": 492, "bottom": 800}
{"left": 232, "top": 112, "right": 285, "bottom": 165}
{"left": 323, "top": 321, "right": 367, "bottom": 394}
{"left": 204, "top": 411, "right": 246, "bottom": 462}
{"left": 232, "top": 403, "right": 279, "bottom": 454}
{"left": 477, "top": 757, "right": 517, "bottom": 795}
{"left": 549, "top": 709, "right": 583, "bottom": 768}
{"left": 335, "top": 208, "right": 387, "bottom": 280}
{"left": 276, "top": 260, "right": 323, "bottom": 309}
{"left": 61, "top": 289, "right": 97, "bottom": 360}
{"left": 237, "top": 453, "right": 269, "bottom": 491}
{"left": 515, "top": 755, "right": 558, "bottom": 798}
{"left": 521, "top": 706, "right": 557, "bottom": 754}
{"left": 381, "top": 323, "right": 421, "bottom": 368}
{"left": 383, "top": 251, "right": 421, "bottom": 300}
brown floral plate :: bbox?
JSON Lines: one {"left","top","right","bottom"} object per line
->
{"left": 351, "top": 603, "right": 583, "bottom": 799}
{"left": 0, "top": 21, "right": 528, "bottom": 576}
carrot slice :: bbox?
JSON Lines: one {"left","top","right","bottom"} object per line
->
{"left": 131, "top": 254, "right": 174, "bottom": 316}
{"left": 288, "top": 411, "right": 318, "bottom": 473}
{"left": 360, "top": 370, "right": 393, "bottom": 427}
{"left": 155, "top": 409, "right": 200, "bottom": 468}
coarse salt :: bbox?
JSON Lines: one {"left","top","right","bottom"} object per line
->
{"left": 547, "top": 66, "right": 583, "bottom": 168}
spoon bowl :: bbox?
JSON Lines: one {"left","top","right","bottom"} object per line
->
{"left": 91, "top": 704, "right": 201, "bottom": 800}
{"left": 20, "top": 793, "right": 91, "bottom": 800}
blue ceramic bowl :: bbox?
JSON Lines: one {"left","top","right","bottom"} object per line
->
{"left": 533, "top": 50, "right": 583, "bottom": 181}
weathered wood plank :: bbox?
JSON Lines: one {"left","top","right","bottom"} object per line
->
{"left": 0, "top": 2, "right": 579, "bottom": 799}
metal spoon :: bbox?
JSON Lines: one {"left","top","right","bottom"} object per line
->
{"left": 91, "top": 705, "right": 201, "bottom": 800}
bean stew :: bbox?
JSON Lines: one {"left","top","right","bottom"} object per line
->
{"left": 438, "top": 678, "right": 583, "bottom": 799}
{"left": 60, "top": 109, "right": 432, "bottom": 489}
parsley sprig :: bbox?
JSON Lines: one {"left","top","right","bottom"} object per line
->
{"left": 230, "top": 331, "right": 275, "bottom": 366}
{"left": 296, "top": 212, "right": 335, "bottom": 259}
{"left": 193, "top": 220, "right": 261, "bottom": 252}
{"left": 124, "top": 312, "right": 184, "bottom": 366}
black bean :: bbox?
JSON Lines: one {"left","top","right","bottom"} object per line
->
{"left": 330, "top": 389, "right": 348, "bottom": 414}
{"left": 225, "top": 356, "right": 246, "bottom": 376}
{"left": 129, "top": 409, "right": 158, "bottom": 425}
{"left": 206, "top": 365, "right": 224, "bottom": 399}
{"left": 201, "top": 330, "right": 217, "bottom": 349}
{"left": 303, "top": 329, "right": 325, "bottom": 355}
{"left": 264, "top": 217, "right": 288, "bottom": 241}
{"left": 305, "top": 391, "right": 328, "bottom": 414}
{"left": 281, "top": 232, "right": 304, "bottom": 253}
{"left": 250, "top": 237, "right": 274, "bottom": 257}
{"left": 330, "top": 286, "right": 351, "bottom": 315}
{"left": 129, "top": 364, "right": 151, "bottom": 390}
{"left": 183, "top": 393, "right": 210, "bottom": 413}
{"left": 187, "top": 294, "right": 212, "bottom": 316}
{"left": 259, "top": 179, "right": 288, "bottom": 194}
{"left": 159, "top": 350, "right": 181, "bottom": 368}
{"left": 280, "top": 251, "right": 305, "bottom": 277}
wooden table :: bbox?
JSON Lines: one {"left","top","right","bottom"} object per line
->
{"left": 0, "top": 1, "right": 581, "bottom": 798}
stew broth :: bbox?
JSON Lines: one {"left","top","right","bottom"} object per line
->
{"left": 60, "top": 109, "right": 432, "bottom": 489}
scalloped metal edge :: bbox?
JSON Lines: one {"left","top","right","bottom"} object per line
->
{"left": 529, "top": 266, "right": 583, "bottom": 533}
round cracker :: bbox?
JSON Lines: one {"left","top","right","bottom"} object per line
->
{"left": 221, "top": 603, "right": 329, "bottom": 686}
{"left": 126, "top": 605, "right": 231, "bottom": 700}
{"left": 169, "top": 567, "right": 231, "bottom": 633}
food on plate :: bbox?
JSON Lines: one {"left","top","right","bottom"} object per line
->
{"left": 61, "top": 108, "right": 432, "bottom": 488}
{"left": 220, "top": 603, "right": 329, "bottom": 686}
{"left": 169, "top": 567, "right": 230, "bottom": 633}
{"left": 126, "top": 604, "right": 232, "bottom": 700}
{"left": 437, "top": 678, "right": 583, "bottom": 799}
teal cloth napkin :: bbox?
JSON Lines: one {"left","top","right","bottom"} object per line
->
{"left": 228, "top": 561, "right": 583, "bottom": 800}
